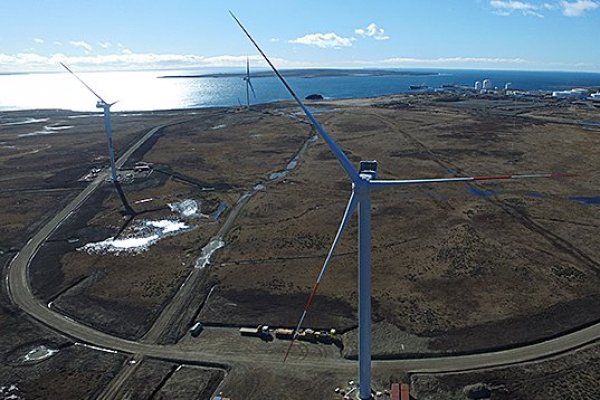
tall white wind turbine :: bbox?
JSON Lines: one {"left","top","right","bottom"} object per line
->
{"left": 231, "top": 12, "right": 566, "bottom": 400}
{"left": 60, "top": 63, "right": 119, "bottom": 184}
{"left": 243, "top": 57, "right": 257, "bottom": 108}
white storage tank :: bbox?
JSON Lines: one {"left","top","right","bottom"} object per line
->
{"left": 483, "top": 79, "right": 492, "bottom": 90}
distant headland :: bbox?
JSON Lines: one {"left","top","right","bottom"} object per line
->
{"left": 158, "top": 68, "right": 440, "bottom": 79}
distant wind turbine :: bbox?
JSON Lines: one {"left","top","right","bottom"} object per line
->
{"left": 243, "top": 57, "right": 257, "bottom": 108}
{"left": 60, "top": 62, "right": 134, "bottom": 215}
{"left": 230, "top": 11, "right": 567, "bottom": 400}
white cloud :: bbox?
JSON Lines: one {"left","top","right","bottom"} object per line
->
{"left": 355, "top": 23, "right": 390, "bottom": 41}
{"left": 98, "top": 41, "right": 112, "bottom": 49}
{"left": 33, "top": 38, "right": 44, "bottom": 44}
{"left": 490, "top": 0, "right": 545, "bottom": 16}
{"left": 560, "top": 0, "right": 599, "bottom": 16}
{"left": 0, "top": 51, "right": 593, "bottom": 73}
{"left": 69, "top": 40, "right": 92, "bottom": 53}
{"left": 0, "top": 51, "right": 314, "bottom": 72}
{"left": 53, "top": 41, "right": 63, "bottom": 46}
{"left": 270, "top": 38, "right": 280, "bottom": 43}
{"left": 289, "top": 32, "right": 354, "bottom": 48}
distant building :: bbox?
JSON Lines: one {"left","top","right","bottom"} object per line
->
{"left": 482, "top": 79, "right": 492, "bottom": 90}
{"left": 134, "top": 162, "right": 152, "bottom": 173}
{"left": 590, "top": 92, "right": 600, "bottom": 101}
{"left": 504, "top": 82, "right": 512, "bottom": 90}
{"left": 552, "top": 88, "right": 588, "bottom": 98}
{"left": 475, "top": 81, "right": 482, "bottom": 90}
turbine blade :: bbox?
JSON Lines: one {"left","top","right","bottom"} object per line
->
{"left": 59, "top": 62, "right": 107, "bottom": 104}
{"left": 248, "top": 79, "right": 257, "bottom": 99}
{"left": 230, "top": 11, "right": 360, "bottom": 182}
{"left": 284, "top": 192, "right": 358, "bottom": 362}
{"left": 369, "top": 172, "right": 571, "bottom": 188}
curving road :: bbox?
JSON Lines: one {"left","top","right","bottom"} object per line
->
{"left": 6, "top": 119, "right": 600, "bottom": 382}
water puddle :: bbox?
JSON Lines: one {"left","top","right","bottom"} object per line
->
{"left": 210, "top": 202, "right": 228, "bottom": 220}
{"left": 20, "top": 345, "right": 59, "bottom": 363}
{"left": 526, "top": 191, "right": 545, "bottom": 198}
{"left": 580, "top": 120, "right": 600, "bottom": 127}
{"left": 195, "top": 238, "right": 225, "bottom": 269}
{"left": 267, "top": 135, "right": 316, "bottom": 182}
{"left": 467, "top": 185, "right": 496, "bottom": 198}
{"left": 569, "top": 196, "right": 600, "bottom": 205}
{"left": 269, "top": 171, "right": 288, "bottom": 180}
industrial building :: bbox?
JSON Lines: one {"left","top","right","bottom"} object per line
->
{"left": 552, "top": 88, "right": 589, "bottom": 98}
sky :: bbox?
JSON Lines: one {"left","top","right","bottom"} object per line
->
{"left": 1, "top": 0, "right": 599, "bottom": 73}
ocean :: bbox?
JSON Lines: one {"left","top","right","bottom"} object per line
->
{"left": 1, "top": 68, "right": 600, "bottom": 112}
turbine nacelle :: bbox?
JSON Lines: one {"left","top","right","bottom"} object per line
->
{"left": 359, "top": 160, "right": 378, "bottom": 181}
{"left": 96, "top": 100, "right": 118, "bottom": 110}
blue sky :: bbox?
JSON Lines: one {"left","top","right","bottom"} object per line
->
{"left": 0, "top": 0, "right": 599, "bottom": 72}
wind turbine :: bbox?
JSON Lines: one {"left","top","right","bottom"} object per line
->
{"left": 231, "top": 12, "right": 566, "bottom": 400}
{"left": 61, "top": 63, "right": 134, "bottom": 216}
{"left": 243, "top": 57, "right": 257, "bottom": 108}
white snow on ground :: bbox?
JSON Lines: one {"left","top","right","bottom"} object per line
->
{"left": 0, "top": 117, "right": 48, "bottom": 126}
{"left": 134, "top": 198, "right": 153, "bottom": 204}
{"left": 146, "top": 220, "right": 188, "bottom": 234}
{"left": 18, "top": 125, "right": 74, "bottom": 137}
{"left": 195, "top": 238, "right": 225, "bottom": 269}
{"left": 82, "top": 235, "right": 160, "bottom": 254}
{"left": 211, "top": 124, "right": 227, "bottom": 130}
{"left": 0, "top": 386, "right": 22, "bottom": 400}
{"left": 67, "top": 114, "right": 99, "bottom": 119}
{"left": 79, "top": 219, "right": 192, "bottom": 255}
{"left": 169, "top": 199, "right": 202, "bottom": 218}
{"left": 0, "top": 384, "right": 22, "bottom": 400}
{"left": 22, "top": 345, "right": 58, "bottom": 362}
{"left": 74, "top": 342, "right": 118, "bottom": 354}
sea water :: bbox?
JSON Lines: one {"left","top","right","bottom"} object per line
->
{"left": 1, "top": 68, "right": 600, "bottom": 112}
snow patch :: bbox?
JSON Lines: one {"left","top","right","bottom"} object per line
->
{"left": 211, "top": 124, "right": 227, "bottom": 130}
{"left": 0, "top": 385, "right": 22, "bottom": 400}
{"left": 0, "top": 117, "right": 48, "bottom": 126}
{"left": 79, "top": 219, "right": 192, "bottom": 255}
{"left": 21, "top": 345, "right": 58, "bottom": 362}
{"left": 74, "top": 342, "right": 118, "bottom": 354}
{"left": 146, "top": 220, "right": 188, "bottom": 234}
{"left": 134, "top": 198, "right": 153, "bottom": 204}
{"left": 195, "top": 238, "right": 225, "bottom": 269}
{"left": 169, "top": 199, "right": 201, "bottom": 218}
{"left": 19, "top": 125, "right": 74, "bottom": 137}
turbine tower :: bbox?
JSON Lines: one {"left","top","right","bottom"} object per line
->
{"left": 243, "top": 57, "right": 256, "bottom": 108}
{"left": 61, "top": 63, "right": 118, "bottom": 183}
{"left": 231, "top": 12, "right": 565, "bottom": 400}
{"left": 61, "top": 63, "right": 134, "bottom": 216}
